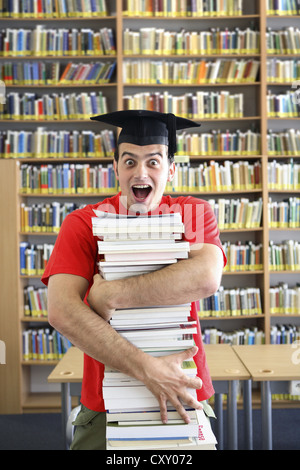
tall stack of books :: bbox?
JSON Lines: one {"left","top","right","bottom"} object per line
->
{"left": 92, "top": 210, "right": 217, "bottom": 450}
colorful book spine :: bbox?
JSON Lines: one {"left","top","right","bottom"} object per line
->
{"left": 202, "top": 326, "right": 265, "bottom": 345}
{"left": 176, "top": 129, "right": 261, "bottom": 156}
{"left": 122, "top": 0, "right": 243, "bottom": 17}
{"left": 267, "top": 0, "right": 300, "bottom": 15}
{"left": 267, "top": 90, "right": 300, "bottom": 118}
{"left": 268, "top": 197, "right": 300, "bottom": 228}
{"left": 0, "top": 91, "right": 108, "bottom": 120}
{"left": 0, "top": 0, "right": 108, "bottom": 18}
{"left": 270, "top": 324, "right": 300, "bottom": 344}
{"left": 269, "top": 240, "right": 300, "bottom": 271}
{"left": 23, "top": 286, "right": 48, "bottom": 318}
{"left": 268, "top": 158, "right": 300, "bottom": 190}
{"left": 165, "top": 159, "right": 261, "bottom": 193}
{"left": 123, "top": 90, "right": 245, "bottom": 119}
{"left": 207, "top": 197, "right": 263, "bottom": 229}
{"left": 0, "top": 128, "right": 116, "bottom": 159}
{"left": 0, "top": 27, "right": 116, "bottom": 57}
{"left": 222, "top": 241, "right": 263, "bottom": 272}
{"left": 123, "top": 27, "right": 259, "bottom": 55}
{"left": 22, "top": 327, "right": 72, "bottom": 361}
{"left": 19, "top": 242, "right": 54, "bottom": 276}
{"left": 123, "top": 59, "right": 260, "bottom": 85}
{"left": 20, "top": 201, "right": 82, "bottom": 233}
{"left": 267, "top": 58, "right": 300, "bottom": 83}
{"left": 266, "top": 27, "right": 300, "bottom": 54}
{"left": 19, "top": 163, "right": 118, "bottom": 194}
{"left": 267, "top": 129, "right": 300, "bottom": 156}
{"left": 269, "top": 283, "right": 300, "bottom": 315}
{"left": 198, "top": 286, "right": 262, "bottom": 318}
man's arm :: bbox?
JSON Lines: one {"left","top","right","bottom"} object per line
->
{"left": 47, "top": 273, "right": 203, "bottom": 423}
{"left": 87, "top": 243, "right": 224, "bottom": 316}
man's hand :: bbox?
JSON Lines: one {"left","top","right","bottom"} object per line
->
{"left": 141, "top": 346, "right": 203, "bottom": 424}
{"left": 87, "top": 274, "right": 115, "bottom": 322}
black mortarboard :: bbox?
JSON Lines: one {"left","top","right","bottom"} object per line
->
{"left": 90, "top": 110, "right": 200, "bottom": 157}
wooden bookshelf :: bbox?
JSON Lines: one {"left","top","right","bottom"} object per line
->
{"left": 0, "top": 0, "right": 300, "bottom": 414}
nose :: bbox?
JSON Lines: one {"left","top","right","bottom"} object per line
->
{"left": 134, "top": 161, "right": 148, "bottom": 180}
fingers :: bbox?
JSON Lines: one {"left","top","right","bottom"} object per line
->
{"left": 177, "top": 346, "right": 198, "bottom": 362}
{"left": 159, "top": 390, "right": 203, "bottom": 424}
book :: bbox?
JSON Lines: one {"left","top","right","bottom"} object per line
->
{"left": 91, "top": 210, "right": 216, "bottom": 449}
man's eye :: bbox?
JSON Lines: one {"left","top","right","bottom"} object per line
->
{"left": 149, "top": 159, "right": 159, "bottom": 165}
{"left": 125, "top": 159, "right": 134, "bottom": 166}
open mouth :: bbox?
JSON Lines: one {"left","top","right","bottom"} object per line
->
{"left": 131, "top": 184, "right": 152, "bottom": 201}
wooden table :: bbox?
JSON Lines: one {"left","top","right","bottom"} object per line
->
{"left": 233, "top": 344, "right": 300, "bottom": 450}
{"left": 48, "top": 347, "right": 83, "bottom": 449}
{"left": 48, "top": 345, "right": 252, "bottom": 450}
{"left": 204, "top": 344, "right": 252, "bottom": 450}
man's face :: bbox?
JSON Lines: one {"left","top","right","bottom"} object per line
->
{"left": 114, "top": 143, "right": 175, "bottom": 213}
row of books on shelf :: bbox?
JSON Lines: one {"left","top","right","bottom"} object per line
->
{"left": 176, "top": 130, "right": 261, "bottom": 156}
{"left": 0, "top": 129, "right": 116, "bottom": 159}
{"left": 1, "top": 61, "right": 116, "bottom": 85}
{"left": 0, "top": 27, "right": 116, "bottom": 57}
{"left": 20, "top": 242, "right": 53, "bottom": 276}
{"left": 22, "top": 282, "right": 300, "bottom": 319}
{"left": 197, "top": 286, "right": 262, "bottom": 319}
{"left": 270, "top": 283, "right": 300, "bottom": 315}
{"left": 165, "top": 160, "right": 262, "bottom": 193}
{"left": 203, "top": 325, "right": 300, "bottom": 345}
{"left": 267, "top": 128, "right": 300, "bottom": 156}
{"left": 268, "top": 196, "right": 300, "bottom": 228}
{"left": 24, "top": 286, "right": 48, "bottom": 318}
{"left": 270, "top": 324, "right": 300, "bottom": 344}
{"left": 266, "top": 27, "right": 300, "bottom": 54}
{"left": 123, "top": 58, "right": 260, "bottom": 84}
{"left": 207, "top": 197, "right": 263, "bottom": 230}
{"left": 0, "top": 91, "right": 108, "bottom": 121}
{"left": 22, "top": 327, "right": 72, "bottom": 361}
{"left": 269, "top": 240, "right": 300, "bottom": 271}
{"left": 123, "top": 27, "right": 260, "bottom": 56}
{"left": 0, "top": 0, "right": 109, "bottom": 17}
{"left": 222, "top": 241, "right": 263, "bottom": 272}
{"left": 202, "top": 326, "right": 265, "bottom": 345}
{"left": 19, "top": 163, "right": 117, "bottom": 194}
{"left": 267, "top": 90, "right": 300, "bottom": 118}
{"left": 123, "top": 0, "right": 244, "bottom": 17}
{"left": 268, "top": 158, "right": 300, "bottom": 190}
{"left": 0, "top": 128, "right": 261, "bottom": 158}
{"left": 20, "top": 201, "right": 84, "bottom": 233}
{"left": 266, "top": 0, "right": 300, "bottom": 15}
{"left": 267, "top": 58, "right": 300, "bottom": 83}
{"left": 18, "top": 197, "right": 300, "bottom": 233}
{"left": 124, "top": 90, "right": 245, "bottom": 119}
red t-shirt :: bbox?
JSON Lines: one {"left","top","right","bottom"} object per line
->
{"left": 42, "top": 193, "right": 226, "bottom": 411}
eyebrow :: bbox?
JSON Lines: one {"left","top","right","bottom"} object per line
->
{"left": 120, "top": 151, "right": 164, "bottom": 159}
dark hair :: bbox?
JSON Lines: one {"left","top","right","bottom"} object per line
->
{"left": 114, "top": 147, "right": 175, "bottom": 164}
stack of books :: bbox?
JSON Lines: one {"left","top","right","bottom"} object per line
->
{"left": 92, "top": 210, "right": 217, "bottom": 450}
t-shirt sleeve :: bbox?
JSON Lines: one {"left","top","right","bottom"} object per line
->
{"left": 182, "top": 198, "right": 227, "bottom": 267}
{"left": 41, "top": 210, "right": 98, "bottom": 286}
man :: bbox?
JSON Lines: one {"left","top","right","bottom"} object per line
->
{"left": 42, "top": 110, "right": 226, "bottom": 450}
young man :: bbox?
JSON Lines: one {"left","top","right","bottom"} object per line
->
{"left": 42, "top": 110, "right": 226, "bottom": 450}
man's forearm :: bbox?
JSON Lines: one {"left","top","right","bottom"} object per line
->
{"left": 103, "top": 244, "right": 224, "bottom": 311}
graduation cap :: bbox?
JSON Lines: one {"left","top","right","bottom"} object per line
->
{"left": 90, "top": 110, "right": 200, "bottom": 158}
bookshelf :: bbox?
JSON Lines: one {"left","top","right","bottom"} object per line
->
{"left": 0, "top": 0, "right": 300, "bottom": 413}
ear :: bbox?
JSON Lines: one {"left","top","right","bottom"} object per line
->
{"left": 167, "top": 161, "right": 175, "bottom": 182}
{"left": 113, "top": 159, "right": 119, "bottom": 180}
